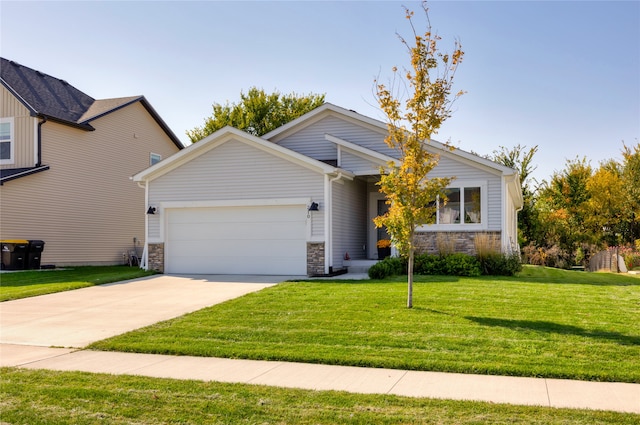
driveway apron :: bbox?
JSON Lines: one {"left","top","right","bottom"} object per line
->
{"left": 0, "top": 274, "right": 283, "bottom": 348}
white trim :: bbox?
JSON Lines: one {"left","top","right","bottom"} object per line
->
{"left": 159, "top": 197, "right": 310, "bottom": 210}
{"left": 142, "top": 181, "right": 150, "bottom": 269}
{"left": 0, "top": 117, "right": 15, "bottom": 165}
{"left": 324, "top": 174, "right": 331, "bottom": 274}
{"left": 325, "top": 133, "right": 396, "bottom": 164}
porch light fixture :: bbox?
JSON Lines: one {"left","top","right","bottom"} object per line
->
{"left": 146, "top": 206, "right": 157, "bottom": 215}
{"left": 307, "top": 201, "right": 319, "bottom": 218}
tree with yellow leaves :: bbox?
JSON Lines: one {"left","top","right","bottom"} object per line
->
{"left": 374, "top": 2, "right": 464, "bottom": 308}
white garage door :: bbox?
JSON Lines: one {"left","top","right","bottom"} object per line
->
{"left": 166, "top": 205, "right": 307, "bottom": 275}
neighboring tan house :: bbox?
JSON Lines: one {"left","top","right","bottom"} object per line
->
{"left": 133, "top": 103, "right": 523, "bottom": 276}
{"left": 0, "top": 57, "right": 183, "bottom": 266}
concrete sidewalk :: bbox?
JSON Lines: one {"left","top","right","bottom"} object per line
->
{"left": 2, "top": 344, "right": 639, "bottom": 414}
{"left": 1, "top": 274, "right": 638, "bottom": 414}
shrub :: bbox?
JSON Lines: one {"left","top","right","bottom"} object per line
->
{"left": 367, "top": 256, "right": 406, "bottom": 279}
{"left": 521, "top": 243, "right": 571, "bottom": 269}
{"left": 616, "top": 245, "right": 640, "bottom": 270}
{"left": 442, "top": 253, "right": 482, "bottom": 277}
{"left": 478, "top": 252, "right": 522, "bottom": 276}
{"left": 414, "top": 253, "right": 481, "bottom": 277}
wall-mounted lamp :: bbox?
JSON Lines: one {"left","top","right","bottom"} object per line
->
{"left": 307, "top": 201, "right": 319, "bottom": 218}
{"left": 147, "top": 206, "right": 157, "bottom": 215}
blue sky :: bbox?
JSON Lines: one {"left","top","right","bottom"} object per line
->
{"left": 1, "top": 1, "right": 638, "bottom": 184}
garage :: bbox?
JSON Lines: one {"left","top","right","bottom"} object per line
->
{"left": 165, "top": 204, "right": 308, "bottom": 275}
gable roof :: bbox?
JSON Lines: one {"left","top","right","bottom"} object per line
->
{"left": 265, "top": 102, "right": 518, "bottom": 177}
{"left": 0, "top": 57, "right": 183, "bottom": 149}
{"left": 133, "top": 126, "right": 352, "bottom": 183}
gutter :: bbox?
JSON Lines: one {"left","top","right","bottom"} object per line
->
{"left": 36, "top": 117, "right": 46, "bottom": 167}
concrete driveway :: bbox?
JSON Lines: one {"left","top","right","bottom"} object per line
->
{"left": 0, "top": 274, "right": 289, "bottom": 348}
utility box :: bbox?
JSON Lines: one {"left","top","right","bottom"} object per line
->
{"left": 27, "top": 240, "right": 45, "bottom": 270}
{"left": 1, "top": 240, "right": 29, "bottom": 270}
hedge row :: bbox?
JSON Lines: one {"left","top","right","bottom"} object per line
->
{"left": 368, "top": 252, "right": 522, "bottom": 279}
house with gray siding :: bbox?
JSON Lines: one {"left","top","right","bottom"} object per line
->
{"left": 133, "top": 103, "right": 523, "bottom": 276}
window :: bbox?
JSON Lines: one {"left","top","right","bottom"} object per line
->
{"left": 0, "top": 118, "right": 14, "bottom": 164}
{"left": 425, "top": 182, "right": 486, "bottom": 228}
{"left": 150, "top": 152, "right": 162, "bottom": 166}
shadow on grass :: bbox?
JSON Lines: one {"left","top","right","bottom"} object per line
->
{"left": 465, "top": 316, "right": 640, "bottom": 346}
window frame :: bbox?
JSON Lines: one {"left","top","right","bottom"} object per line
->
{"left": 150, "top": 152, "right": 162, "bottom": 166}
{"left": 417, "top": 180, "right": 488, "bottom": 232}
{"left": 0, "top": 117, "right": 15, "bottom": 165}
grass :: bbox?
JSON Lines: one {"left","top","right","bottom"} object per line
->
{"left": 0, "top": 266, "right": 156, "bottom": 301}
{"left": 1, "top": 368, "right": 637, "bottom": 424}
{"left": 91, "top": 266, "right": 640, "bottom": 383}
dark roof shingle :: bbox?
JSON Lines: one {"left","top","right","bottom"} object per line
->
{"left": 0, "top": 57, "right": 95, "bottom": 125}
{"left": 0, "top": 57, "right": 183, "bottom": 148}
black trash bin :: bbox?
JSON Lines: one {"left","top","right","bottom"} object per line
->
{"left": 27, "top": 240, "right": 45, "bottom": 270}
{"left": 1, "top": 240, "right": 29, "bottom": 270}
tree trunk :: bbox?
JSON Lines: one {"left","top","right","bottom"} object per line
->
{"left": 407, "top": 249, "right": 414, "bottom": 308}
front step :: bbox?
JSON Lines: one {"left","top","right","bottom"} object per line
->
{"left": 343, "top": 259, "right": 379, "bottom": 274}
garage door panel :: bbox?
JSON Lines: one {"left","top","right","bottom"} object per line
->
{"left": 168, "top": 223, "right": 306, "bottom": 242}
{"left": 166, "top": 205, "right": 308, "bottom": 275}
{"left": 168, "top": 239, "right": 305, "bottom": 257}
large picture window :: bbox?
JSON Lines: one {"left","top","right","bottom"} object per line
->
{"left": 0, "top": 118, "right": 14, "bottom": 164}
{"left": 423, "top": 182, "right": 486, "bottom": 229}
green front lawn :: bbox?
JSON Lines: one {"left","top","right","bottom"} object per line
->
{"left": 91, "top": 266, "right": 640, "bottom": 383}
{"left": 0, "top": 266, "right": 155, "bottom": 301}
{"left": 1, "top": 368, "right": 636, "bottom": 424}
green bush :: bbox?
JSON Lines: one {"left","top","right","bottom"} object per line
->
{"left": 414, "top": 253, "right": 481, "bottom": 277}
{"left": 441, "top": 253, "right": 482, "bottom": 277}
{"left": 368, "top": 252, "right": 521, "bottom": 279}
{"left": 367, "top": 256, "right": 406, "bottom": 279}
{"left": 478, "top": 252, "right": 522, "bottom": 276}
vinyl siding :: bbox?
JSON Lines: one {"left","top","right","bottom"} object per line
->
{"left": 332, "top": 178, "right": 368, "bottom": 268}
{"left": 340, "top": 150, "right": 383, "bottom": 175}
{"left": 148, "top": 139, "right": 325, "bottom": 240}
{"left": 0, "top": 101, "right": 181, "bottom": 265}
{"left": 1, "top": 86, "right": 36, "bottom": 168}
{"left": 275, "top": 115, "right": 397, "bottom": 160}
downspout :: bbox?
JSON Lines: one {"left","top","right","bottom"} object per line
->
{"left": 325, "top": 172, "right": 344, "bottom": 274}
{"left": 137, "top": 180, "right": 150, "bottom": 270}
{"left": 36, "top": 117, "right": 46, "bottom": 167}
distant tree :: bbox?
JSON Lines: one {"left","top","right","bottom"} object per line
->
{"left": 538, "top": 157, "right": 593, "bottom": 251}
{"left": 187, "top": 87, "right": 325, "bottom": 142}
{"left": 621, "top": 141, "right": 640, "bottom": 241}
{"left": 491, "top": 144, "right": 540, "bottom": 246}
{"left": 585, "top": 160, "right": 625, "bottom": 246}
{"left": 374, "top": 2, "right": 464, "bottom": 308}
